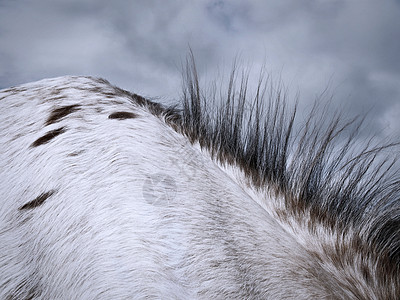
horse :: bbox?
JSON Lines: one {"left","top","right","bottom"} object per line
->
{"left": 0, "top": 60, "right": 399, "bottom": 299}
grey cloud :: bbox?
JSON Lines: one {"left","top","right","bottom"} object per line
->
{"left": 0, "top": 0, "right": 399, "bottom": 140}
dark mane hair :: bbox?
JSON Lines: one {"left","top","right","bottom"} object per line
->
{"left": 174, "top": 55, "right": 400, "bottom": 288}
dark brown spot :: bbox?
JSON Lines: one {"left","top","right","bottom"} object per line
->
{"left": 68, "top": 150, "right": 85, "bottom": 156}
{"left": 19, "top": 190, "right": 55, "bottom": 210}
{"left": 108, "top": 111, "right": 138, "bottom": 120}
{"left": 46, "top": 104, "right": 80, "bottom": 125}
{"left": 31, "top": 127, "right": 66, "bottom": 147}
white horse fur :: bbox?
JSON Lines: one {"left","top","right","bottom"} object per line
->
{"left": 0, "top": 61, "right": 399, "bottom": 299}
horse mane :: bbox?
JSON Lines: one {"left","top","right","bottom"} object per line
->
{"left": 178, "top": 57, "right": 400, "bottom": 287}
{"left": 99, "top": 55, "right": 400, "bottom": 292}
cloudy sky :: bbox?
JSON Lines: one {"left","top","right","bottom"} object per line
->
{"left": 1, "top": 0, "right": 400, "bottom": 141}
